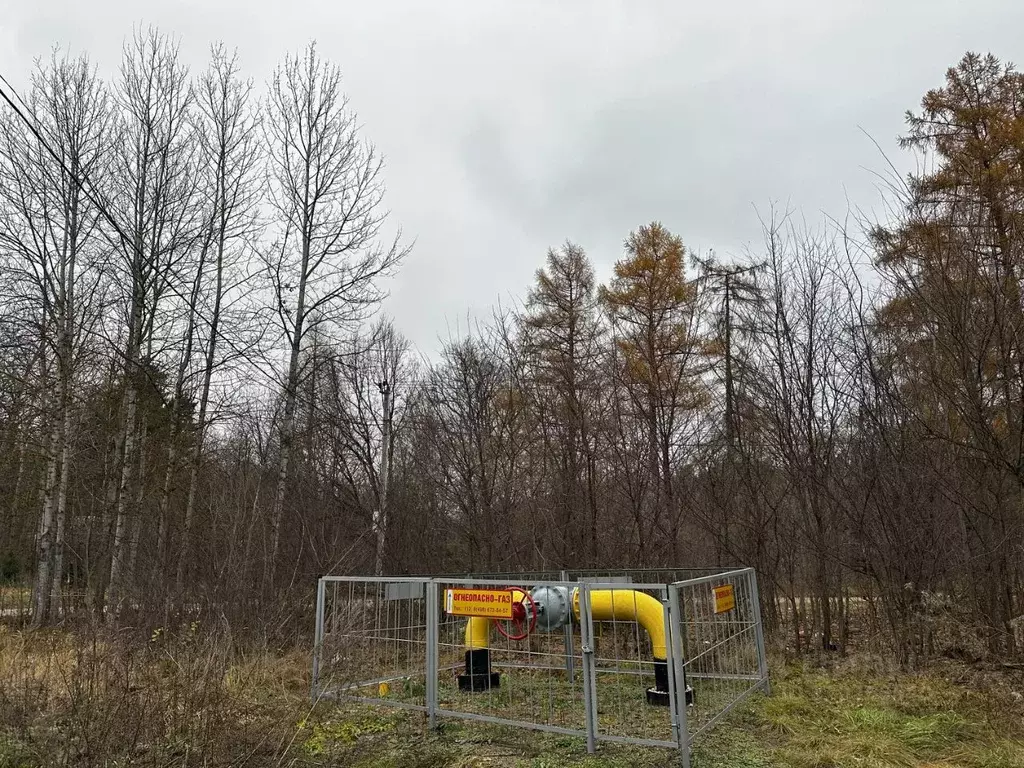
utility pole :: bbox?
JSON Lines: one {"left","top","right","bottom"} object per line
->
{"left": 374, "top": 379, "right": 392, "bottom": 576}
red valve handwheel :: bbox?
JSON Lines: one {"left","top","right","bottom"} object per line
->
{"left": 492, "top": 586, "right": 537, "bottom": 641}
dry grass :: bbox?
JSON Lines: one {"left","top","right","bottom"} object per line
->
{"left": 0, "top": 585, "right": 30, "bottom": 613}
{"left": 0, "top": 621, "right": 317, "bottom": 767}
{"left": 2, "top": 626, "right": 1024, "bottom": 767}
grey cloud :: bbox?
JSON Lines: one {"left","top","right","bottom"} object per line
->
{"left": 5, "top": 0, "right": 1024, "bottom": 355}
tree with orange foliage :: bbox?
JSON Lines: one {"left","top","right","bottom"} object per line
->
{"left": 874, "top": 52, "right": 1024, "bottom": 654}
{"left": 600, "top": 222, "right": 707, "bottom": 562}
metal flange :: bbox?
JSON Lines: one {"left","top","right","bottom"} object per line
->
{"left": 530, "top": 585, "right": 572, "bottom": 632}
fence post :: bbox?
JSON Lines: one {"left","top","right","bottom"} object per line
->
{"left": 668, "top": 584, "right": 691, "bottom": 767}
{"left": 578, "top": 582, "right": 598, "bottom": 754}
{"left": 748, "top": 569, "right": 771, "bottom": 695}
{"left": 426, "top": 579, "right": 439, "bottom": 728}
{"left": 560, "top": 569, "right": 575, "bottom": 682}
{"left": 311, "top": 576, "right": 326, "bottom": 701}
{"left": 662, "top": 598, "right": 681, "bottom": 748}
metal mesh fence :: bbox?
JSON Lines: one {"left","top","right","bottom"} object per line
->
{"left": 312, "top": 568, "right": 769, "bottom": 764}
{"left": 435, "top": 577, "right": 588, "bottom": 736}
{"left": 579, "top": 581, "right": 679, "bottom": 747}
{"left": 0, "top": 584, "right": 92, "bottom": 625}
{"left": 569, "top": 567, "right": 743, "bottom": 583}
{"left": 669, "top": 568, "right": 771, "bottom": 748}
{"left": 313, "top": 577, "right": 430, "bottom": 711}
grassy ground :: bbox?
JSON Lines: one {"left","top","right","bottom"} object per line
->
{"left": 692, "top": 657, "right": 1024, "bottom": 768}
{"left": 2, "top": 624, "right": 1023, "bottom": 767}
{"left": 296, "top": 657, "right": 1024, "bottom": 767}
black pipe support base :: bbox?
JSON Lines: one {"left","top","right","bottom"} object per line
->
{"left": 458, "top": 672, "right": 501, "bottom": 692}
{"left": 459, "top": 648, "right": 500, "bottom": 692}
{"left": 646, "top": 659, "right": 696, "bottom": 706}
{"left": 645, "top": 685, "right": 695, "bottom": 706}
{"left": 646, "top": 686, "right": 670, "bottom": 706}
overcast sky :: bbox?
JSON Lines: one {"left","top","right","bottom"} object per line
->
{"left": 4, "top": 0, "right": 1023, "bottom": 357}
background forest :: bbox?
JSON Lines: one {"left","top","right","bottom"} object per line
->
{"left": 2, "top": 30, "right": 1023, "bottom": 674}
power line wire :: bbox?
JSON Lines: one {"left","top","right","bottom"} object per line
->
{"left": 0, "top": 73, "right": 139, "bottom": 261}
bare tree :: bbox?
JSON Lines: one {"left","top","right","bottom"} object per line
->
{"left": 104, "top": 28, "right": 201, "bottom": 616}
{"left": 167, "top": 43, "right": 263, "bottom": 596}
{"left": 261, "top": 42, "right": 405, "bottom": 588}
{"left": 304, "top": 319, "right": 416, "bottom": 574}
{"left": 414, "top": 331, "right": 528, "bottom": 570}
{"left": 743, "top": 211, "right": 857, "bottom": 652}
{"left": 0, "top": 51, "right": 112, "bottom": 623}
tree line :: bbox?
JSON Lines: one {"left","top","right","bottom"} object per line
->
{"left": 1, "top": 33, "right": 1022, "bottom": 665}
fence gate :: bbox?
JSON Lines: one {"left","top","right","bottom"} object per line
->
{"left": 668, "top": 568, "right": 771, "bottom": 761}
{"left": 312, "top": 569, "right": 770, "bottom": 765}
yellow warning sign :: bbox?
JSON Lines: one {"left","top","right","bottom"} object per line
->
{"left": 713, "top": 584, "right": 735, "bottom": 614}
{"left": 444, "top": 588, "right": 514, "bottom": 618}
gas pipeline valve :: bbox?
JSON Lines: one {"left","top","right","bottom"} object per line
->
{"left": 529, "top": 585, "right": 573, "bottom": 632}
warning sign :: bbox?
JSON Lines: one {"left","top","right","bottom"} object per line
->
{"left": 444, "top": 588, "right": 514, "bottom": 618}
{"left": 713, "top": 584, "right": 735, "bottom": 614}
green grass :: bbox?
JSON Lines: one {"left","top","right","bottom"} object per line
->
{"left": 306, "top": 659, "right": 1024, "bottom": 767}
{"left": 763, "top": 662, "right": 1023, "bottom": 767}
{"left": 294, "top": 706, "right": 673, "bottom": 767}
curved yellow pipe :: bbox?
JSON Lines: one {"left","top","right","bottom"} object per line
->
{"left": 573, "top": 589, "right": 667, "bottom": 659}
{"left": 463, "top": 588, "right": 665, "bottom": 659}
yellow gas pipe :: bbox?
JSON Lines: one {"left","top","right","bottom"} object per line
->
{"left": 461, "top": 588, "right": 674, "bottom": 703}
{"left": 463, "top": 587, "right": 528, "bottom": 649}
{"left": 465, "top": 589, "right": 666, "bottom": 657}
{"left": 574, "top": 588, "right": 667, "bottom": 658}
{"left": 460, "top": 589, "right": 527, "bottom": 691}
{"left": 464, "top": 615, "right": 491, "bottom": 649}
